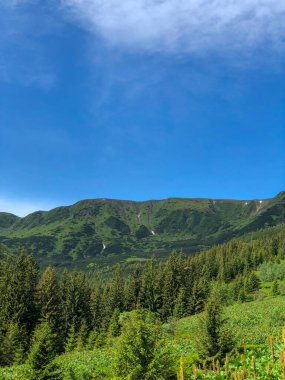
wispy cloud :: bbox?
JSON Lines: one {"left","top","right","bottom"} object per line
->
{"left": 61, "top": 0, "right": 285, "bottom": 55}
{"left": 0, "top": 197, "right": 56, "bottom": 217}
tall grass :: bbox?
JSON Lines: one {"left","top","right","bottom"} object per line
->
{"left": 177, "top": 325, "right": 285, "bottom": 379}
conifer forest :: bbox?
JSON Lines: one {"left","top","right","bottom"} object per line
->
{"left": 0, "top": 222, "right": 285, "bottom": 379}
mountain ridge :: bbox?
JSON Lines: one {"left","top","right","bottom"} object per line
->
{"left": 0, "top": 191, "right": 284, "bottom": 269}
{"left": 2, "top": 191, "right": 283, "bottom": 219}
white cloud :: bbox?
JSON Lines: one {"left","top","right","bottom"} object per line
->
{"left": 0, "top": 197, "right": 56, "bottom": 217}
{"left": 61, "top": 0, "right": 285, "bottom": 54}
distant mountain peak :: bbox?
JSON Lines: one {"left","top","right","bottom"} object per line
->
{"left": 0, "top": 191, "right": 284, "bottom": 269}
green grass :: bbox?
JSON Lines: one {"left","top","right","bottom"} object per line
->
{"left": 1, "top": 292, "right": 285, "bottom": 379}
{"left": 54, "top": 349, "right": 113, "bottom": 379}
{"left": 171, "top": 296, "right": 285, "bottom": 355}
{"left": 0, "top": 192, "right": 284, "bottom": 269}
{"left": 0, "top": 350, "right": 114, "bottom": 380}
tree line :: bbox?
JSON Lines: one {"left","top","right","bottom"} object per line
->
{"left": 0, "top": 229, "right": 284, "bottom": 377}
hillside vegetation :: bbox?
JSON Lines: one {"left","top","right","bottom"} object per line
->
{"left": 0, "top": 191, "right": 284, "bottom": 268}
{"left": 0, "top": 286, "right": 284, "bottom": 379}
{"left": 0, "top": 224, "right": 284, "bottom": 378}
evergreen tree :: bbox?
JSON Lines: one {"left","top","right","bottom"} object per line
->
{"left": 271, "top": 278, "right": 280, "bottom": 296}
{"left": 60, "top": 270, "right": 91, "bottom": 333}
{"left": 75, "top": 320, "right": 88, "bottom": 352}
{"left": 101, "top": 265, "right": 124, "bottom": 328}
{"left": 65, "top": 325, "right": 77, "bottom": 353}
{"left": 161, "top": 252, "right": 185, "bottom": 319}
{"left": 2, "top": 322, "right": 25, "bottom": 365}
{"left": 238, "top": 288, "right": 247, "bottom": 302}
{"left": 27, "top": 322, "right": 61, "bottom": 380}
{"left": 107, "top": 308, "right": 121, "bottom": 338}
{"left": 114, "top": 310, "right": 173, "bottom": 379}
{"left": 139, "top": 258, "right": 160, "bottom": 312}
{"left": 90, "top": 287, "right": 102, "bottom": 331}
{"left": 37, "top": 266, "right": 62, "bottom": 329}
{"left": 0, "top": 253, "right": 39, "bottom": 337}
{"left": 173, "top": 287, "right": 188, "bottom": 320}
{"left": 124, "top": 264, "right": 142, "bottom": 310}
{"left": 86, "top": 329, "right": 98, "bottom": 350}
{"left": 189, "top": 277, "right": 207, "bottom": 314}
{"left": 196, "top": 297, "right": 234, "bottom": 360}
{"left": 245, "top": 272, "right": 260, "bottom": 293}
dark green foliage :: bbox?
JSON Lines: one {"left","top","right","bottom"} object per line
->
{"left": 173, "top": 288, "right": 188, "bottom": 320}
{"left": 75, "top": 320, "right": 88, "bottom": 352}
{"left": 0, "top": 252, "right": 39, "bottom": 336}
{"left": 90, "top": 287, "right": 102, "bottom": 331}
{"left": 125, "top": 264, "right": 142, "bottom": 311}
{"left": 27, "top": 322, "right": 61, "bottom": 380}
{"left": 105, "top": 216, "right": 130, "bottom": 235}
{"left": 107, "top": 308, "right": 121, "bottom": 338}
{"left": 245, "top": 271, "right": 260, "bottom": 293}
{"left": 139, "top": 258, "right": 160, "bottom": 312}
{"left": 135, "top": 225, "right": 151, "bottom": 239}
{"left": 271, "top": 278, "right": 280, "bottom": 296}
{"left": 196, "top": 297, "right": 234, "bottom": 360}
{"left": 113, "top": 310, "right": 174, "bottom": 379}
{"left": 0, "top": 212, "right": 19, "bottom": 228}
{"left": 161, "top": 252, "right": 186, "bottom": 319}
{"left": 189, "top": 277, "right": 208, "bottom": 314}
{"left": 0, "top": 220, "right": 285, "bottom": 371}
{"left": 86, "top": 329, "right": 97, "bottom": 350}
{"left": 2, "top": 322, "right": 25, "bottom": 365}
{"left": 65, "top": 325, "right": 77, "bottom": 353}
{"left": 101, "top": 265, "right": 124, "bottom": 328}
{"left": 60, "top": 270, "right": 91, "bottom": 333}
{"left": 37, "top": 266, "right": 62, "bottom": 336}
{"left": 1, "top": 192, "right": 285, "bottom": 268}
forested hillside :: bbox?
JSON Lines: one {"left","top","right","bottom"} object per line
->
{"left": 0, "top": 226, "right": 284, "bottom": 378}
{"left": 0, "top": 191, "right": 284, "bottom": 269}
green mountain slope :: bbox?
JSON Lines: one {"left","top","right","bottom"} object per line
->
{"left": 0, "top": 191, "right": 284, "bottom": 268}
{"left": 0, "top": 212, "right": 19, "bottom": 228}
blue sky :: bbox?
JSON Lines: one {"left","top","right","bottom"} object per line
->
{"left": 0, "top": 0, "right": 284, "bottom": 216}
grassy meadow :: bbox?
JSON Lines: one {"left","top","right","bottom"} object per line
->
{"left": 1, "top": 287, "right": 284, "bottom": 379}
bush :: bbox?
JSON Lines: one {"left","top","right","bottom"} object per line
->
{"left": 113, "top": 310, "right": 175, "bottom": 379}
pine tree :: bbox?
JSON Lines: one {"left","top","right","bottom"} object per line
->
{"left": 0, "top": 330, "right": 4, "bottom": 366}
{"left": 75, "top": 320, "right": 88, "bottom": 352}
{"left": 173, "top": 288, "right": 188, "bottom": 320}
{"left": 60, "top": 270, "right": 91, "bottom": 333}
{"left": 0, "top": 253, "right": 39, "bottom": 337}
{"left": 90, "top": 287, "right": 102, "bottom": 331}
{"left": 2, "top": 322, "right": 26, "bottom": 365}
{"left": 196, "top": 297, "right": 234, "bottom": 361}
{"left": 161, "top": 252, "right": 185, "bottom": 319}
{"left": 124, "top": 264, "right": 142, "bottom": 311}
{"left": 65, "top": 324, "right": 77, "bottom": 353}
{"left": 238, "top": 288, "right": 247, "bottom": 302}
{"left": 27, "top": 322, "right": 61, "bottom": 380}
{"left": 86, "top": 329, "right": 98, "bottom": 350}
{"left": 189, "top": 277, "right": 208, "bottom": 314}
{"left": 37, "top": 266, "right": 62, "bottom": 330}
{"left": 108, "top": 308, "right": 121, "bottom": 338}
{"left": 245, "top": 272, "right": 260, "bottom": 293}
{"left": 232, "top": 275, "right": 244, "bottom": 300}
{"left": 101, "top": 265, "right": 124, "bottom": 328}
{"left": 114, "top": 310, "right": 173, "bottom": 379}
{"left": 271, "top": 278, "right": 280, "bottom": 296}
{"left": 139, "top": 258, "right": 159, "bottom": 312}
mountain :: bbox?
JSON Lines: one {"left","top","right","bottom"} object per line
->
{"left": 0, "top": 191, "right": 284, "bottom": 269}
{"left": 0, "top": 212, "right": 20, "bottom": 229}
